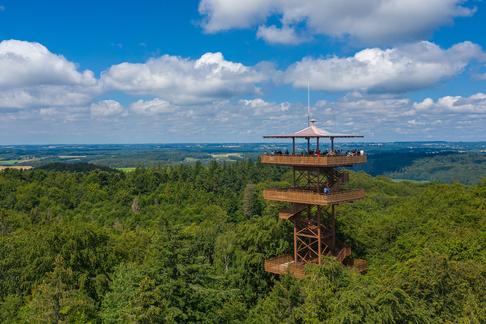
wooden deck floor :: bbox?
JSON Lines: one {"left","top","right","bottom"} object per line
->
{"left": 264, "top": 255, "right": 306, "bottom": 278}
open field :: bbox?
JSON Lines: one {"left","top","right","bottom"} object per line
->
{"left": 0, "top": 165, "right": 33, "bottom": 171}
{"left": 211, "top": 153, "right": 243, "bottom": 159}
{"left": 391, "top": 178, "right": 430, "bottom": 184}
{"left": 0, "top": 160, "right": 22, "bottom": 165}
{"left": 116, "top": 167, "right": 136, "bottom": 172}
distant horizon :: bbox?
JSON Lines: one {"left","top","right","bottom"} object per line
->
{"left": 2, "top": 140, "right": 486, "bottom": 147}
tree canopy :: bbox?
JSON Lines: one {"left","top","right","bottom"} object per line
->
{"left": 0, "top": 161, "right": 484, "bottom": 322}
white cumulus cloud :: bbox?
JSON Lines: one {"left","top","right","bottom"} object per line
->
{"left": 101, "top": 52, "right": 268, "bottom": 104}
{"left": 240, "top": 98, "right": 290, "bottom": 113}
{"left": 90, "top": 100, "right": 125, "bottom": 118}
{"left": 0, "top": 40, "right": 99, "bottom": 109}
{"left": 414, "top": 93, "right": 486, "bottom": 114}
{"left": 130, "top": 98, "right": 174, "bottom": 115}
{"left": 199, "top": 0, "right": 474, "bottom": 45}
{"left": 284, "top": 41, "right": 484, "bottom": 93}
{"left": 256, "top": 25, "right": 305, "bottom": 45}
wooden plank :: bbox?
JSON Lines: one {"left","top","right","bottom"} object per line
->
{"left": 263, "top": 188, "right": 365, "bottom": 206}
{"left": 260, "top": 154, "right": 367, "bottom": 167}
{"left": 279, "top": 204, "right": 306, "bottom": 220}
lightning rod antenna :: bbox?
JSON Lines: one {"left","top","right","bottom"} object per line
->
{"left": 307, "top": 80, "right": 310, "bottom": 126}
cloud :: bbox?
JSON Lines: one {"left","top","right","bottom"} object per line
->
{"left": 199, "top": 0, "right": 474, "bottom": 45}
{"left": 294, "top": 92, "right": 486, "bottom": 140}
{"left": 175, "top": 92, "right": 486, "bottom": 141}
{"left": 130, "top": 98, "right": 174, "bottom": 115}
{"left": 256, "top": 25, "right": 305, "bottom": 45}
{"left": 39, "top": 106, "right": 88, "bottom": 123}
{"left": 240, "top": 98, "right": 290, "bottom": 114}
{"left": 284, "top": 41, "right": 484, "bottom": 93}
{"left": 199, "top": 0, "right": 274, "bottom": 32}
{"left": 90, "top": 100, "right": 125, "bottom": 118}
{"left": 0, "top": 40, "right": 95, "bottom": 88}
{"left": 414, "top": 93, "right": 486, "bottom": 114}
{"left": 101, "top": 52, "right": 268, "bottom": 104}
{"left": 0, "top": 40, "right": 98, "bottom": 109}
{"left": 0, "top": 87, "right": 95, "bottom": 109}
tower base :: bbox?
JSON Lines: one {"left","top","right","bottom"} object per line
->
{"left": 264, "top": 248, "right": 368, "bottom": 279}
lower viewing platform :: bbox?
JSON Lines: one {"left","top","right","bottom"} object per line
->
{"left": 265, "top": 255, "right": 368, "bottom": 279}
{"left": 264, "top": 255, "right": 305, "bottom": 279}
{"left": 263, "top": 188, "right": 365, "bottom": 205}
{"left": 260, "top": 154, "right": 366, "bottom": 167}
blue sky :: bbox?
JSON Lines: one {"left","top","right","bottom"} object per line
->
{"left": 0, "top": 0, "right": 485, "bottom": 144}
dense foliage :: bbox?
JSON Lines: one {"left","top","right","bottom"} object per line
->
{"left": 0, "top": 161, "right": 484, "bottom": 323}
{"left": 387, "top": 152, "right": 486, "bottom": 184}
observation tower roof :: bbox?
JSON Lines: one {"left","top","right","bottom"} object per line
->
{"left": 263, "top": 120, "right": 363, "bottom": 139}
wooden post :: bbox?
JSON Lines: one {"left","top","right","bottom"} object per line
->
{"left": 317, "top": 208, "right": 321, "bottom": 265}
{"left": 307, "top": 169, "right": 311, "bottom": 190}
{"left": 317, "top": 137, "right": 320, "bottom": 154}
{"left": 331, "top": 204, "right": 336, "bottom": 252}
{"left": 293, "top": 167, "right": 296, "bottom": 187}
{"left": 331, "top": 137, "right": 335, "bottom": 152}
{"left": 292, "top": 137, "right": 295, "bottom": 155}
{"left": 306, "top": 137, "right": 310, "bottom": 154}
{"left": 294, "top": 223, "right": 298, "bottom": 263}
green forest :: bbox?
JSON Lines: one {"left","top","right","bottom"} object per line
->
{"left": 0, "top": 161, "right": 485, "bottom": 323}
{"left": 386, "top": 153, "right": 486, "bottom": 184}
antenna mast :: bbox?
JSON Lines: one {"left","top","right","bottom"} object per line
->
{"left": 307, "top": 81, "right": 310, "bottom": 126}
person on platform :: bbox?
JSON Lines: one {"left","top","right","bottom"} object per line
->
{"left": 323, "top": 185, "right": 331, "bottom": 195}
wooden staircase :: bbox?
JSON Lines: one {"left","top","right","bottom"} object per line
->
{"left": 279, "top": 204, "right": 306, "bottom": 220}
{"left": 336, "top": 246, "right": 352, "bottom": 263}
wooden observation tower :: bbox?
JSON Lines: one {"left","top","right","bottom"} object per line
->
{"left": 261, "top": 120, "right": 368, "bottom": 278}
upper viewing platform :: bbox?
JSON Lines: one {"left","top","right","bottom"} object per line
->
{"left": 262, "top": 119, "right": 364, "bottom": 166}
{"left": 261, "top": 153, "right": 366, "bottom": 167}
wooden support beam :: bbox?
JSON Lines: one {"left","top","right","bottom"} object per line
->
{"left": 294, "top": 224, "right": 297, "bottom": 263}
{"left": 317, "top": 208, "right": 321, "bottom": 265}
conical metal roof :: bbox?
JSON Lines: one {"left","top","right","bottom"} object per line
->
{"left": 264, "top": 120, "right": 363, "bottom": 139}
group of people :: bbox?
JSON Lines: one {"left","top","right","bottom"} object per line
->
{"left": 346, "top": 149, "right": 364, "bottom": 156}
{"left": 271, "top": 149, "right": 364, "bottom": 157}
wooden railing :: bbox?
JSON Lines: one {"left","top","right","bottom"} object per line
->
{"left": 351, "top": 259, "right": 368, "bottom": 273}
{"left": 336, "top": 246, "right": 352, "bottom": 263}
{"left": 265, "top": 254, "right": 367, "bottom": 277}
{"left": 264, "top": 255, "right": 305, "bottom": 278}
{"left": 263, "top": 188, "right": 365, "bottom": 205}
{"left": 260, "top": 154, "right": 366, "bottom": 167}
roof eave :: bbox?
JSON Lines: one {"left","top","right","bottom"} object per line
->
{"left": 263, "top": 135, "right": 364, "bottom": 139}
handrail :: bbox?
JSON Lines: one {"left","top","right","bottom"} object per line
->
{"left": 260, "top": 154, "right": 366, "bottom": 166}
{"left": 263, "top": 188, "right": 365, "bottom": 205}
